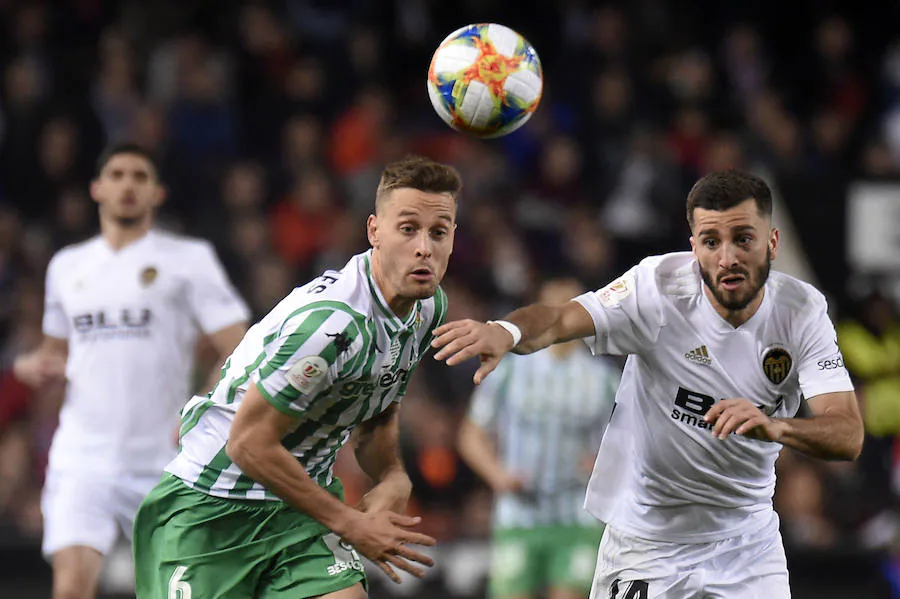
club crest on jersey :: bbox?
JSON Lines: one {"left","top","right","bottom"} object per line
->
{"left": 287, "top": 356, "right": 329, "bottom": 395}
{"left": 598, "top": 274, "right": 635, "bottom": 307}
{"left": 140, "top": 266, "right": 158, "bottom": 287}
{"left": 325, "top": 331, "right": 353, "bottom": 354}
{"left": 762, "top": 347, "right": 792, "bottom": 384}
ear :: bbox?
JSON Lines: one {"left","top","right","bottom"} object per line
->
{"left": 153, "top": 185, "right": 168, "bottom": 209}
{"left": 366, "top": 214, "right": 378, "bottom": 248}
{"left": 769, "top": 227, "right": 780, "bottom": 260}
{"left": 689, "top": 234, "right": 697, "bottom": 258}
{"left": 89, "top": 179, "right": 101, "bottom": 205}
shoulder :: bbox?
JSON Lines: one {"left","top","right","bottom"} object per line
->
{"left": 150, "top": 230, "right": 219, "bottom": 261}
{"left": 767, "top": 271, "right": 829, "bottom": 317}
{"left": 51, "top": 236, "right": 102, "bottom": 265}
{"left": 620, "top": 252, "right": 700, "bottom": 300}
{"left": 295, "top": 253, "right": 373, "bottom": 319}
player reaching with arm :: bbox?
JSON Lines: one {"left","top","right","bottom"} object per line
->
{"left": 434, "top": 170, "right": 862, "bottom": 598}
{"left": 133, "top": 155, "right": 461, "bottom": 599}
{"left": 13, "top": 143, "right": 249, "bottom": 599}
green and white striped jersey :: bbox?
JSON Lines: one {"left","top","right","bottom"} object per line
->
{"left": 167, "top": 250, "right": 447, "bottom": 500}
{"left": 468, "top": 348, "right": 619, "bottom": 529}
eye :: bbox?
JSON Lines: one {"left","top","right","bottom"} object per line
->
{"left": 703, "top": 238, "right": 718, "bottom": 249}
{"left": 737, "top": 235, "right": 753, "bottom": 246}
{"left": 431, "top": 228, "right": 448, "bottom": 239}
{"left": 400, "top": 225, "right": 415, "bottom": 234}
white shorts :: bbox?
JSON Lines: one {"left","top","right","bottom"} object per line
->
{"left": 41, "top": 469, "right": 161, "bottom": 559}
{"left": 590, "top": 517, "right": 790, "bottom": 599}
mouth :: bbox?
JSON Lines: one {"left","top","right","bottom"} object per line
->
{"left": 409, "top": 267, "right": 434, "bottom": 282}
{"left": 719, "top": 273, "right": 747, "bottom": 291}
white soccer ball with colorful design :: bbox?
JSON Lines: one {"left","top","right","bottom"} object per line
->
{"left": 428, "top": 23, "right": 543, "bottom": 138}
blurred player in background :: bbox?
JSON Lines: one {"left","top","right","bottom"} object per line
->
{"left": 433, "top": 170, "right": 864, "bottom": 598}
{"left": 12, "top": 142, "right": 250, "bottom": 599}
{"left": 133, "top": 155, "right": 460, "bottom": 599}
{"left": 458, "top": 277, "right": 619, "bottom": 599}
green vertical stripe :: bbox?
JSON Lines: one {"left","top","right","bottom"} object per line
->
{"left": 194, "top": 447, "right": 233, "bottom": 491}
{"left": 258, "top": 310, "right": 333, "bottom": 379}
{"left": 179, "top": 399, "right": 215, "bottom": 439}
{"left": 419, "top": 287, "right": 447, "bottom": 357}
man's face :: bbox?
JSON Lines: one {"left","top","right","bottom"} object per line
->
{"left": 367, "top": 188, "right": 456, "bottom": 308}
{"left": 690, "top": 198, "right": 778, "bottom": 313}
{"left": 90, "top": 153, "right": 164, "bottom": 225}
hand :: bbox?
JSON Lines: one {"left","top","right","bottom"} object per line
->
{"left": 492, "top": 471, "right": 526, "bottom": 494}
{"left": 356, "top": 475, "right": 413, "bottom": 515}
{"left": 704, "top": 398, "right": 787, "bottom": 442}
{"left": 432, "top": 320, "right": 515, "bottom": 384}
{"left": 13, "top": 353, "right": 66, "bottom": 389}
{"left": 339, "top": 511, "right": 436, "bottom": 584}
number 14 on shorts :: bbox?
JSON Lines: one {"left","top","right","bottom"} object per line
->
{"left": 610, "top": 578, "right": 649, "bottom": 599}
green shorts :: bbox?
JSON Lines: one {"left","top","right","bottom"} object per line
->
{"left": 133, "top": 474, "right": 367, "bottom": 599}
{"left": 489, "top": 525, "right": 606, "bottom": 598}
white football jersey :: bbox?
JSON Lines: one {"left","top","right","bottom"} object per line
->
{"left": 573, "top": 252, "right": 853, "bottom": 543}
{"left": 42, "top": 230, "right": 249, "bottom": 476}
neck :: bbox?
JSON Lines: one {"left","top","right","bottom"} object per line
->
{"left": 100, "top": 214, "right": 152, "bottom": 250}
{"left": 370, "top": 251, "right": 414, "bottom": 318}
{"left": 704, "top": 285, "right": 765, "bottom": 328}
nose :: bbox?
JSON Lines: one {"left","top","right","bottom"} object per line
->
{"left": 718, "top": 244, "right": 739, "bottom": 269}
{"left": 415, "top": 232, "right": 433, "bottom": 259}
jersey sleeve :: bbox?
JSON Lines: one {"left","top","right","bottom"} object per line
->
{"left": 252, "top": 307, "right": 366, "bottom": 416}
{"left": 796, "top": 293, "right": 854, "bottom": 399}
{"left": 42, "top": 253, "right": 69, "bottom": 339}
{"left": 467, "top": 358, "right": 513, "bottom": 431}
{"left": 186, "top": 242, "right": 250, "bottom": 333}
{"left": 573, "top": 261, "right": 665, "bottom": 356}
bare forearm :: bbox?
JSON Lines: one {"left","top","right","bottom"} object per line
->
{"left": 226, "top": 441, "right": 358, "bottom": 535}
{"left": 774, "top": 414, "right": 864, "bottom": 460}
{"left": 505, "top": 304, "right": 568, "bottom": 354}
{"left": 457, "top": 421, "right": 509, "bottom": 491}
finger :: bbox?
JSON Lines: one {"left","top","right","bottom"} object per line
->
{"left": 473, "top": 359, "right": 500, "bottom": 385}
{"left": 398, "top": 531, "right": 437, "bottom": 547}
{"left": 376, "top": 559, "right": 402, "bottom": 584}
{"left": 388, "top": 514, "right": 423, "bottom": 527}
{"left": 712, "top": 411, "right": 738, "bottom": 439}
{"left": 431, "top": 326, "right": 470, "bottom": 352}
{"left": 716, "top": 412, "right": 750, "bottom": 440}
{"left": 432, "top": 320, "right": 470, "bottom": 337}
{"left": 386, "top": 554, "right": 426, "bottom": 579}
{"left": 395, "top": 545, "right": 434, "bottom": 567}
{"left": 434, "top": 331, "right": 478, "bottom": 360}
{"left": 704, "top": 400, "right": 734, "bottom": 422}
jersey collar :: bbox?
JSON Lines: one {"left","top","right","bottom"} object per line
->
{"left": 363, "top": 251, "right": 421, "bottom": 332}
{"left": 697, "top": 265, "right": 773, "bottom": 332}
{"left": 98, "top": 229, "right": 156, "bottom": 256}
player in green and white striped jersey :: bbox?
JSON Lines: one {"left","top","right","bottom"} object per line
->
{"left": 458, "top": 279, "right": 620, "bottom": 599}
{"left": 133, "top": 156, "right": 461, "bottom": 599}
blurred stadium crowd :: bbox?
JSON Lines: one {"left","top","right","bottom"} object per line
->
{"left": 1, "top": 0, "right": 900, "bottom": 595}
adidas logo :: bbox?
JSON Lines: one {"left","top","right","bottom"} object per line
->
{"left": 684, "top": 345, "right": 712, "bottom": 366}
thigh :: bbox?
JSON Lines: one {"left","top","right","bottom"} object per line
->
{"left": 52, "top": 545, "right": 105, "bottom": 599}
{"left": 589, "top": 527, "right": 700, "bottom": 599}
{"left": 488, "top": 529, "right": 542, "bottom": 599}
{"left": 42, "top": 470, "right": 118, "bottom": 558}
{"left": 702, "top": 527, "right": 790, "bottom": 599}
{"left": 132, "top": 475, "right": 265, "bottom": 599}
{"left": 259, "top": 531, "right": 367, "bottom": 599}
{"left": 547, "top": 526, "right": 605, "bottom": 596}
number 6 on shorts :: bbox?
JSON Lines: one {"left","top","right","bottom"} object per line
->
{"left": 169, "top": 566, "right": 192, "bottom": 599}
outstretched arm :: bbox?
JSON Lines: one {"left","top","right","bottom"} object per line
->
{"left": 352, "top": 403, "right": 413, "bottom": 515}
{"left": 432, "top": 300, "right": 594, "bottom": 384}
{"left": 13, "top": 335, "right": 68, "bottom": 389}
{"left": 457, "top": 418, "right": 524, "bottom": 493}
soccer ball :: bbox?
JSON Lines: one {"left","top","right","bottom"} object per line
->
{"left": 427, "top": 23, "right": 543, "bottom": 138}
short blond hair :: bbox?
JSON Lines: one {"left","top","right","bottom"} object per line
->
{"left": 375, "top": 155, "right": 462, "bottom": 210}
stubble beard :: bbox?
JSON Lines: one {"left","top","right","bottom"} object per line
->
{"left": 700, "top": 248, "right": 772, "bottom": 312}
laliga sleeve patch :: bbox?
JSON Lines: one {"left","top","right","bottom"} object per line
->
{"left": 598, "top": 274, "right": 635, "bottom": 307}
{"left": 286, "top": 356, "right": 329, "bottom": 395}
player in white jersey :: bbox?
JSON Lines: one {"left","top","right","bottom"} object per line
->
{"left": 433, "top": 170, "right": 864, "bottom": 599}
{"left": 459, "top": 278, "right": 619, "bottom": 599}
{"left": 12, "top": 143, "right": 250, "bottom": 599}
{"left": 132, "top": 155, "right": 460, "bottom": 599}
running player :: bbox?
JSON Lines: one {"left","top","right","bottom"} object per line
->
{"left": 433, "top": 170, "right": 863, "bottom": 598}
{"left": 13, "top": 143, "right": 250, "bottom": 599}
{"left": 458, "top": 278, "right": 619, "bottom": 599}
{"left": 133, "top": 155, "right": 460, "bottom": 599}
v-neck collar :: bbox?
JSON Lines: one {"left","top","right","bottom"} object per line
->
{"left": 363, "top": 251, "right": 421, "bottom": 332}
{"left": 98, "top": 229, "right": 155, "bottom": 257}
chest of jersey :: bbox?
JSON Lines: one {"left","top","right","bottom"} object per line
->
{"left": 646, "top": 301, "right": 801, "bottom": 431}
{"left": 59, "top": 251, "right": 187, "bottom": 341}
